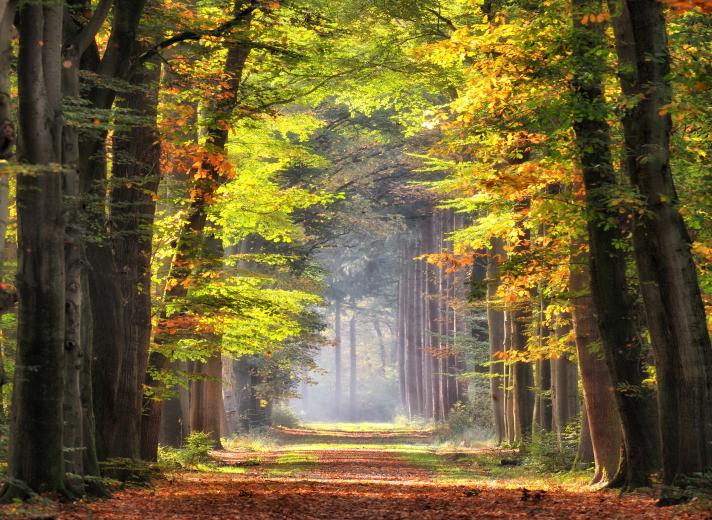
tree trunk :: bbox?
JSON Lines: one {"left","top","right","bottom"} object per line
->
{"left": 510, "top": 306, "right": 534, "bottom": 443}
{"left": 374, "top": 320, "right": 386, "bottom": 376}
{"left": 0, "top": 0, "right": 14, "bottom": 427}
{"left": 551, "top": 349, "right": 577, "bottom": 437}
{"left": 159, "top": 362, "right": 190, "bottom": 447}
{"left": 110, "top": 55, "right": 161, "bottom": 461}
{"left": 75, "top": 0, "right": 147, "bottom": 464}
{"left": 334, "top": 298, "right": 342, "bottom": 418}
{"left": 397, "top": 263, "right": 407, "bottom": 413}
{"left": 349, "top": 312, "right": 357, "bottom": 421}
{"left": 570, "top": 245, "right": 622, "bottom": 485}
{"left": 436, "top": 214, "right": 446, "bottom": 420}
{"left": 189, "top": 355, "right": 223, "bottom": 448}
{"left": 414, "top": 251, "right": 425, "bottom": 415}
{"left": 575, "top": 405, "right": 595, "bottom": 468}
{"left": 4, "top": 0, "right": 66, "bottom": 498}
{"left": 533, "top": 359, "right": 552, "bottom": 434}
{"left": 0, "top": 0, "right": 14, "bottom": 164}
{"left": 608, "top": 0, "right": 712, "bottom": 484}
{"left": 486, "top": 239, "right": 506, "bottom": 443}
{"left": 570, "top": 0, "right": 659, "bottom": 487}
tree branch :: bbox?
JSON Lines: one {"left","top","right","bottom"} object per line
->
{"left": 71, "top": 0, "right": 113, "bottom": 55}
{"left": 134, "top": 1, "right": 259, "bottom": 65}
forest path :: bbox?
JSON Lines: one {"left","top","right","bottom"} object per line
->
{"left": 58, "top": 425, "right": 709, "bottom": 519}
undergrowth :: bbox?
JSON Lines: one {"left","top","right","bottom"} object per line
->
{"left": 158, "top": 432, "right": 216, "bottom": 469}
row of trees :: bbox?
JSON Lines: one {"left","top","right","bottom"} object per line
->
{"left": 0, "top": 0, "right": 709, "bottom": 501}
{"left": 0, "top": 0, "right": 351, "bottom": 499}
{"left": 313, "top": 0, "right": 712, "bottom": 490}
{"left": 409, "top": 0, "right": 712, "bottom": 488}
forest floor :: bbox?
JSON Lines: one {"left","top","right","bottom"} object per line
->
{"left": 2, "top": 424, "right": 711, "bottom": 519}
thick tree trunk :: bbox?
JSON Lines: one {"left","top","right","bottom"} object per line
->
{"left": 570, "top": 246, "right": 622, "bottom": 485}
{"left": 575, "top": 405, "right": 595, "bottom": 468}
{"left": 74, "top": 0, "right": 147, "bottom": 463}
{"left": 0, "top": 0, "right": 14, "bottom": 165}
{"left": 190, "top": 355, "right": 223, "bottom": 448}
{"left": 0, "top": 0, "right": 13, "bottom": 426}
{"left": 110, "top": 56, "right": 161, "bottom": 460}
{"left": 608, "top": 0, "right": 712, "bottom": 484}
{"left": 5, "top": 0, "right": 67, "bottom": 498}
{"left": 570, "top": 0, "right": 658, "bottom": 488}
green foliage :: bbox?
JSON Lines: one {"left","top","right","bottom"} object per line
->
{"left": 435, "top": 395, "right": 494, "bottom": 445}
{"left": 157, "top": 432, "right": 216, "bottom": 469}
{"left": 521, "top": 420, "right": 581, "bottom": 473}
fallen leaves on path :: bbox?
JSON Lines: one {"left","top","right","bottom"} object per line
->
{"left": 6, "top": 427, "right": 712, "bottom": 519}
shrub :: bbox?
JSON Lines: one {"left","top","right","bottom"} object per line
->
{"left": 158, "top": 432, "right": 216, "bottom": 469}
{"left": 434, "top": 397, "right": 494, "bottom": 445}
{"left": 522, "top": 418, "right": 580, "bottom": 473}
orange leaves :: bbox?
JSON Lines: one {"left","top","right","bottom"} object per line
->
{"left": 580, "top": 12, "right": 609, "bottom": 25}
{"left": 419, "top": 252, "right": 474, "bottom": 272}
{"left": 660, "top": 0, "right": 712, "bottom": 13}
{"left": 157, "top": 315, "right": 201, "bottom": 335}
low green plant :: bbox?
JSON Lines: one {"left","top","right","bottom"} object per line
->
{"left": 521, "top": 420, "right": 580, "bottom": 473}
{"left": 433, "top": 399, "right": 494, "bottom": 445}
{"left": 157, "top": 432, "right": 216, "bottom": 469}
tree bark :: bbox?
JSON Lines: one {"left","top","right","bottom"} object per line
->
{"left": 570, "top": 248, "right": 622, "bottom": 484}
{"left": 608, "top": 0, "right": 712, "bottom": 483}
{"left": 551, "top": 348, "right": 577, "bottom": 437}
{"left": 189, "top": 355, "right": 223, "bottom": 447}
{"left": 5, "top": 0, "right": 67, "bottom": 498}
{"left": 77, "top": 0, "right": 147, "bottom": 463}
{"left": 575, "top": 404, "right": 595, "bottom": 468}
{"left": 111, "top": 54, "right": 162, "bottom": 460}
{"left": 570, "top": 0, "right": 659, "bottom": 487}
{"left": 159, "top": 360, "right": 190, "bottom": 447}
{"left": 0, "top": 0, "right": 14, "bottom": 164}
{"left": 0, "top": 0, "right": 14, "bottom": 424}
{"left": 486, "top": 239, "right": 506, "bottom": 443}
{"left": 533, "top": 359, "right": 552, "bottom": 434}
{"left": 510, "top": 306, "right": 534, "bottom": 443}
